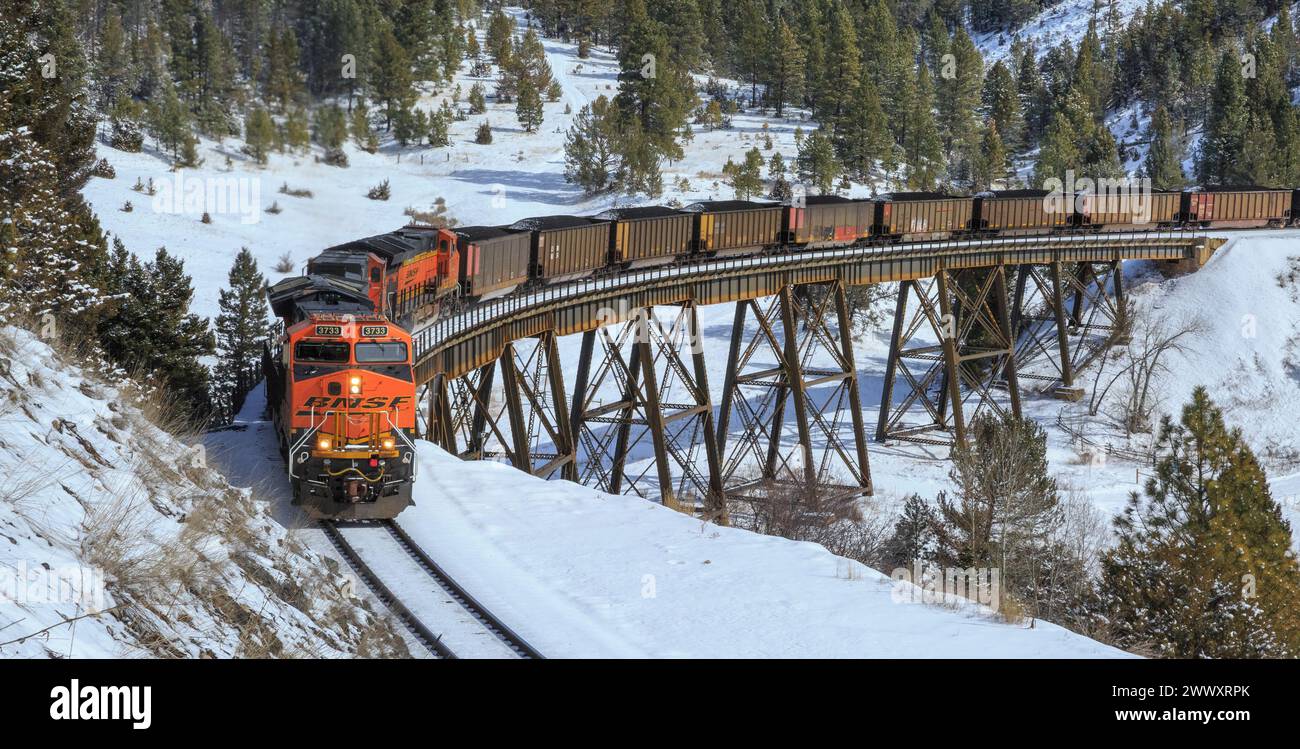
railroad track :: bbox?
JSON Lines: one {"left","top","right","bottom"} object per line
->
{"left": 322, "top": 520, "right": 543, "bottom": 659}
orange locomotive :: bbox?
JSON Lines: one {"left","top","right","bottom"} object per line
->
{"left": 263, "top": 227, "right": 459, "bottom": 519}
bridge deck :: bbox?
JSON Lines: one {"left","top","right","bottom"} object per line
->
{"left": 414, "top": 232, "right": 1219, "bottom": 383}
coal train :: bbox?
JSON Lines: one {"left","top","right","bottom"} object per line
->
{"left": 264, "top": 185, "right": 1295, "bottom": 519}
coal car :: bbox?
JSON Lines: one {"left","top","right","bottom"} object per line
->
{"left": 683, "top": 200, "right": 784, "bottom": 255}
{"left": 599, "top": 206, "right": 694, "bottom": 268}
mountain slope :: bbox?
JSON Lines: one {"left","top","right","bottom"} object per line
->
{"left": 0, "top": 326, "right": 405, "bottom": 658}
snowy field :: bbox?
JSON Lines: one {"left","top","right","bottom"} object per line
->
{"left": 395, "top": 443, "right": 1126, "bottom": 658}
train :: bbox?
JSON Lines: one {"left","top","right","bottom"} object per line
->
{"left": 263, "top": 184, "right": 1295, "bottom": 519}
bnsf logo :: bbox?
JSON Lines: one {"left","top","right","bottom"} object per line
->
{"left": 301, "top": 396, "right": 410, "bottom": 409}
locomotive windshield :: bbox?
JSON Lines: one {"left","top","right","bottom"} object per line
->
{"left": 294, "top": 341, "right": 350, "bottom": 363}
{"left": 355, "top": 342, "right": 409, "bottom": 363}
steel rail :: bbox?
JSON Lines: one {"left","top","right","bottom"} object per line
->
{"left": 321, "top": 521, "right": 456, "bottom": 659}
{"left": 384, "top": 520, "right": 544, "bottom": 659}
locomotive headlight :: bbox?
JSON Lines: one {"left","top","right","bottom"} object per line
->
{"left": 382, "top": 437, "right": 395, "bottom": 450}
{"left": 349, "top": 375, "right": 362, "bottom": 394}
{"left": 317, "top": 437, "right": 332, "bottom": 451}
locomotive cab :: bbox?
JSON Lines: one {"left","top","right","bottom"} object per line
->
{"left": 267, "top": 314, "right": 418, "bottom": 520}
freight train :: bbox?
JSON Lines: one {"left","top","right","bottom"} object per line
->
{"left": 264, "top": 184, "right": 1295, "bottom": 519}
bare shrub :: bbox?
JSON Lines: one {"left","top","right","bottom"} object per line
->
{"left": 403, "top": 196, "right": 456, "bottom": 227}
{"left": 278, "top": 182, "right": 313, "bottom": 198}
{"left": 1088, "top": 311, "right": 1205, "bottom": 434}
{"left": 727, "top": 473, "right": 889, "bottom": 568}
{"left": 273, "top": 252, "right": 294, "bottom": 273}
{"left": 366, "top": 179, "right": 391, "bottom": 201}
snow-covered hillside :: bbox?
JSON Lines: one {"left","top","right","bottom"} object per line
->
{"left": 83, "top": 8, "right": 815, "bottom": 318}
{"left": 972, "top": 0, "right": 1148, "bottom": 64}
{"left": 0, "top": 327, "right": 406, "bottom": 658}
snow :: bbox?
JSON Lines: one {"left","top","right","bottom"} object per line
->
{"left": 393, "top": 442, "right": 1126, "bottom": 658}
{"left": 62, "top": 6, "right": 1300, "bottom": 657}
{"left": 972, "top": 1, "right": 1148, "bottom": 65}
{"left": 338, "top": 524, "right": 520, "bottom": 659}
{"left": 0, "top": 328, "right": 404, "bottom": 658}
{"left": 82, "top": 8, "right": 817, "bottom": 322}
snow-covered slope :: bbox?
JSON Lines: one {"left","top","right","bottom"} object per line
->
{"left": 973, "top": 0, "right": 1147, "bottom": 63}
{"left": 0, "top": 327, "right": 405, "bottom": 658}
{"left": 393, "top": 441, "right": 1126, "bottom": 658}
{"left": 82, "top": 9, "right": 812, "bottom": 319}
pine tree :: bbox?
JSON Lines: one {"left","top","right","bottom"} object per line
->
{"left": 427, "top": 109, "right": 450, "bottom": 147}
{"left": 373, "top": 27, "right": 415, "bottom": 130}
{"left": 263, "top": 24, "right": 303, "bottom": 111}
{"left": 881, "top": 494, "right": 939, "bottom": 571}
{"left": 2, "top": 0, "right": 97, "bottom": 198}
{"left": 98, "top": 247, "right": 215, "bottom": 426}
{"left": 725, "top": 147, "right": 764, "bottom": 199}
{"left": 732, "top": 0, "right": 769, "bottom": 107}
{"left": 1034, "top": 88, "right": 1121, "bottom": 186}
{"left": 650, "top": 0, "right": 705, "bottom": 74}
{"left": 935, "top": 26, "right": 984, "bottom": 165}
{"left": 285, "top": 107, "right": 311, "bottom": 153}
{"left": 1101, "top": 388, "right": 1300, "bottom": 658}
{"left": 860, "top": 0, "right": 912, "bottom": 131}
{"left": 312, "top": 104, "right": 348, "bottom": 150}
{"left": 982, "top": 60, "right": 1024, "bottom": 153}
{"left": 796, "top": 128, "right": 840, "bottom": 194}
{"left": 971, "top": 121, "right": 1008, "bottom": 191}
{"left": 1241, "top": 111, "right": 1282, "bottom": 186}
{"left": 769, "top": 18, "right": 805, "bottom": 116}
{"left": 212, "top": 248, "right": 271, "bottom": 424}
{"left": 486, "top": 9, "right": 514, "bottom": 65}
{"left": 516, "top": 77, "right": 544, "bottom": 133}
{"left": 190, "top": 8, "right": 238, "bottom": 137}
{"left": 1277, "top": 3, "right": 1299, "bottom": 87}
{"left": 350, "top": 103, "right": 375, "bottom": 151}
{"left": 768, "top": 151, "right": 786, "bottom": 178}
{"left": 1143, "top": 105, "right": 1187, "bottom": 191}
{"left": 818, "top": 1, "right": 861, "bottom": 123}
{"left": 466, "top": 24, "right": 481, "bottom": 61}
{"left": 146, "top": 74, "right": 191, "bottom": 161}
{"left": 0, "top": 109, "right": 108, "bottom": 324}
{"left": 1013, "top": 39, "right": 1050, "bottom": 144}
{"left": 902, "top": 65, "right": 945, "bottom": 191}
{"left": 799, "top": 0, "right": 826, "bottom": 115}
{"left": 1072, "top": 20, "right": 1110, "bottom": 121}
{"left": 564, "top": 96, "right": 618, "bottom": 193}
{"left": 933, "top": 413, "right": 1064, "bottom": 616}
{"left": 1197, "top": 50, "right": 1250, "bottom": 185}
{"left": 615, "top": 0, "right": 695, "bottom": 162}
{"left": 515, "top": 28, "right": 555, "bottom": 93}
{"left": 836, "top": 75, "right": 891, "bottom": 182}
{"left": 95, "top": 7, "right": 133, "bottom": 113}
{"left": 468, "top": 82, "right": 487, "bottom": 114}
{"left": 243, "top": 107, "right": 275, "bottom": 164}
{"left": 613, "top": 119, "right": 664, "bottom": 198}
